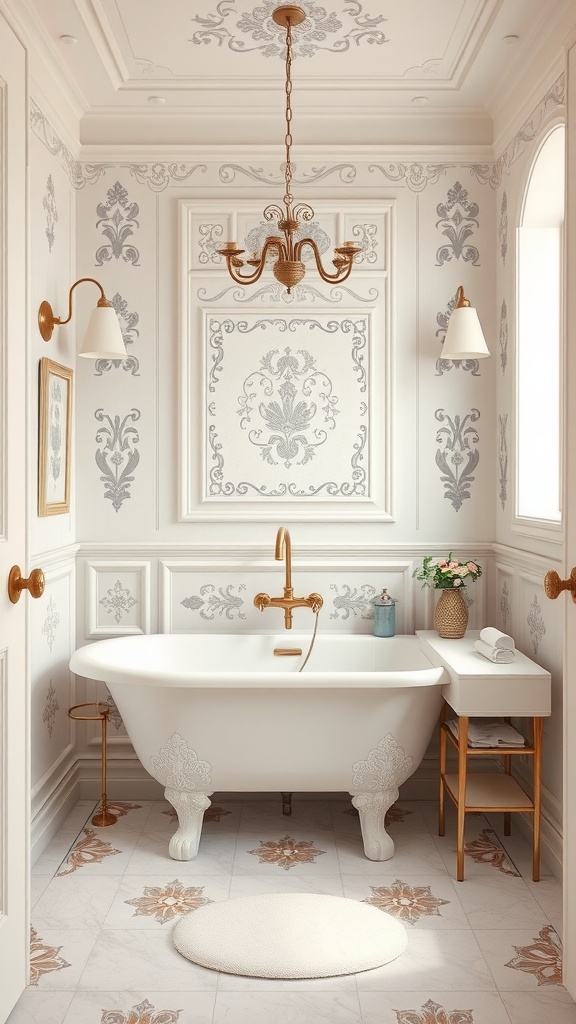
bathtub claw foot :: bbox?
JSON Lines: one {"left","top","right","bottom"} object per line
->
{"left": 165, "top": 788, "right": 213, "bottom": 860}
{"left": 351, "top": 789, "right": 398, "bottom": 861}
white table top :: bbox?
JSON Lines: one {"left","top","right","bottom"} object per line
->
{"left": 416, "top": 630, "right": 551, "bottom": 716}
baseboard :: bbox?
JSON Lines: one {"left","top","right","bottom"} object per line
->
{"left": 31, "top": 761, "right": 80, "bottom": 866}
{"left": 75, "top": 755, "right": 165, "bottom": 801}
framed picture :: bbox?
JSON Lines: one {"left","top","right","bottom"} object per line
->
{"left": 38, "top": 358, "right": 73, "bottom": 516}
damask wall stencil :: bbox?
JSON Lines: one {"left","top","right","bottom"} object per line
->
{"left": 42, "top": 594, "right": 60, "bottom": 652}
{"left": 498, "top": 413, "right": 508, "bottom": 511}
{"left": 94, "top": 293, "right": 140, "bottom": 376}
{"left": 499, "top": 299, "right": 508, "bottom": 374}
{"left": 527, "top": 593, "right": 546, "bottom": 655}
{"left": 94, "top": 408, "right": 141, "bottom": 512}
{"left": 435, "top": 408, "right": 480, "bottom": 511}
{"left": 499, "top": 192, "right": 508, "bottom": 264}
{"left": 206, "top": 316, "right": 369, "bottom": 499}
{"left": 500, "top": 580, "right": 511, "bottom": 632}
{"left": 435, "top": 296, "right": 480, "bottom": 376}
{"left": 42, "top": 174, "right": 58, "bottom": 252}
{"left": 435, "top": 182, "right": 480, "bottom": 265}
{"left": 99, "top": 580, "right": 137, "bottom": 624}
{"left": 190, "top": 2, "right": 387, "bottom": 56}
{"left": 330, "top": 583, "right": 376, "bottom": 620}
{"left": 181, "top": 584, "right": 246, "bottom": 620}
{"left": 30, "top": 99, "right": 111, "bottom": 190}
{"left": 42, "top": 679, "right": 59, "bottom": 738}
{"left": 95, "top": 182, "right": 140, "bottom": 266}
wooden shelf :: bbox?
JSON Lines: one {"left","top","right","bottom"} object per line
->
{"left": 442, "top": 772, "right": 534, "bottom": 810}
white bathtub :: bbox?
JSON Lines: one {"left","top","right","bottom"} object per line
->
{"left": 69, "top": 633, "right": 446, "bottom": 862}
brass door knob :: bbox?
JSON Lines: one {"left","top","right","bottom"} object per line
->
{"left": 544, "top": 567, "right": 576, "bottom": 603}
{"left": 8, "top": 565, "right": 45, "bottom": 604}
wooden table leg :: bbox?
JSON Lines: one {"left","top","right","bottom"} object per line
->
{"left": 439, "top": 701, "right": 447, "bottom": 837}
{"left": 456, "top": 714, "right": 469, "bottom": 881}
{"left": 533, "top": 716, "right": 543, "bottom": 882}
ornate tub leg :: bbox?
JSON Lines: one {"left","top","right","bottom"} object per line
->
{"left": 164, "top": 789, "right": 213, "bottom": 860}
{"left": 351, "top": 788, "right": 399, "bottom": 861}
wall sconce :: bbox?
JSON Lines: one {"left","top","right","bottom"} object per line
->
{"left": 442, "top": 285, "right": 490, "bottom": 359}
{"left": 38, "top": 277, "right": 126, "bottom": 358}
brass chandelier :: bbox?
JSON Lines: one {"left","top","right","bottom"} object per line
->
{"left": 217, "top": 5, "right": 362, "bottom": 292}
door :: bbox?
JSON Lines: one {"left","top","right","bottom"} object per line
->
{"left": 562, "top": 32, "right": 576, "bottom": 1000}
{"left": 0, "top": 11, "right": 29, "bottom": 1022}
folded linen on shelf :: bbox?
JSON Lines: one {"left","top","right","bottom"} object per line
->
{"left": 474, "top": 639, "right": 515, "bottom": 663}
{"left": 447, "top": 719, "right": 526, "bottom": 748}
{"left": 479, "top": 627, "right": 515, "bottom": 650}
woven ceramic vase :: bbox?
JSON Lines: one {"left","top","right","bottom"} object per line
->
{"left": 434, "top": 587, "right": 468, "bottom": 638}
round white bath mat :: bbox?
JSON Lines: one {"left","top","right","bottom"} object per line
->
{"left": 172, "top": 892, "right": 407, "bottom": 979}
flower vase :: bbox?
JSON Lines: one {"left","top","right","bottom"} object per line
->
{"left": 434, "top": 587, "right": 468, "bottom": 638}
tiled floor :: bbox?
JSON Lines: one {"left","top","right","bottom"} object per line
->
{"left": 8, "top": 795, "right": 575, "bottom": 1023}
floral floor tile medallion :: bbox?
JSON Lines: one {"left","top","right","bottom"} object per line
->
{"left": 101, "top": 998, "right": 182, "bottom": 1023}
{"left": 56, "top": 828, "right": 122, "bottom": 876}
{"left": 505, "top": 924, "right": 563, "bottom": 986}
{"left": 393, "top": 998, "right": 475, "bottom": 1023}
{"left": 247, "top": 835, "right": 326, "bottom": 870}
{"left": 124, "top": 879, "right": 213, "bottom": 924}
{"left": 29, "top": 926, "right": 70, "bottom": 985}
{"left": 364, "top": 879, "right": 450, "bottom": 925}
{"left": 464, "top": 827, "right": 520, "bottom": 876}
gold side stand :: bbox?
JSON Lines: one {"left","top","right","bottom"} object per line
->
{"left": 68, "top": 702, "right": 117, "bottom": 827}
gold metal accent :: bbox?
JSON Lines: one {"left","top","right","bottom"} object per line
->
{"left": 454, "top": 284, "right": 472, "bottom": 309}
{"left": 38, "top": 277, "right": 112, "bottom": 341}
{"left": 544, "top": 567, "right": 576, "bottom": 603}
{"left": 217, "top": 6, "right": 361, "bottom": 293}
{"left": 274, "top": 648, "right": 303, "bottom": 656}
{"left": 8, "top": 565, "right": 45, "bottom": 604}
{"left": 67, "top": 703, "right": 118, "bottom": 827}
{"left": 439, "top": 700, "right": 543, "bottom": 882}
{"left": 254, "top": 526, "right": 323, "bottom": 629}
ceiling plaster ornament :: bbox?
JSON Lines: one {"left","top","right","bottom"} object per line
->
{"left": 191, "top": 1, "right": 387, "bottom": 57}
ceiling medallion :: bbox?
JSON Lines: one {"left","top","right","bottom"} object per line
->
{"left": 217, "top": 5, "right": 361, "bottom": 293}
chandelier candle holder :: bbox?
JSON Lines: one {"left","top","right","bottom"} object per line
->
{"left": 217, "top": 6, "right": 362, "bottom": 293}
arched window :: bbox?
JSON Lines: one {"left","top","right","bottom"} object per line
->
{"left": 516, "top": 124, "right": 564, "bottom": 525}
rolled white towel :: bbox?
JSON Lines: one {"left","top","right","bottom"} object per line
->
{"left": 474, "top": 639, "right": 515, "bottom": 663}
{"left": 479, "top": 627, "right": 515, "bottom": 651}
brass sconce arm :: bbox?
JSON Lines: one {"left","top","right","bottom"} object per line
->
{"left": 294, "top": 237, "right": 361, "bottom": 284}
{"left": 218, "top": 236, "right": 286, "bottom": 287}
{"left": 38, "top": 277, "right": 112, "bottom": 342}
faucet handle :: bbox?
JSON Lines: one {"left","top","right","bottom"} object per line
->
{"left": 308, "top": 593, "right": 324, "bottom": 613}
{"left": 254, "top": 592, "right": 271, "bottom": 611}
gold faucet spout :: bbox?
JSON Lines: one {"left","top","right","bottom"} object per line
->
{"left": 275, "top": 526, "right": 292, "bottom": 591}
{"left": 254, "top": 527, "right": 323, "bottom": 629}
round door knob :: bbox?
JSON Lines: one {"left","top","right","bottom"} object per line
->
{"left": 544, "top": 567, "right": 576, "bottom": 603}
{"left": 8, "top": 565, "right": 45, "bottom": 604}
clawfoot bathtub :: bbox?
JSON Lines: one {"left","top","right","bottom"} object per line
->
{"left": 70, "top": 634, "right": 446, "bottom": 862}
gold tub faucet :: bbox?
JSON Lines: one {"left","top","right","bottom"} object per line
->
{"left": 254, "top": 527, "right": 323, "bottom": 630}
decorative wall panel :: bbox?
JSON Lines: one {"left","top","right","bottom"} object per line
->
{"left": 160, "top": 557, "right": 416, "bottom": 634}
{"left": 181, "top": 200, "right": 392, "bottom": 522}
{"left": 87, "top": 560, "right": 150, "bottom": 636}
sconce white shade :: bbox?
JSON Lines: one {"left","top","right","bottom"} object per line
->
{"left": 79, "top": 305, "right": 126, "bottom": 359}
{"left": 442, "top": 304, "right": 490, "bottom": 359}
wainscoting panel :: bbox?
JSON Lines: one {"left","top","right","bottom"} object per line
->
{"left": 86, "top": 559, "right": 151, "bottom": 636}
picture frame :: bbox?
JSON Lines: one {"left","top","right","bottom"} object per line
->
{"left": 38, "top": 357, "right": 73, "bottom": 516}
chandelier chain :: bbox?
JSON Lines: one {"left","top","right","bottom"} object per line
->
{"left": 284, "top": 16, "right": 293, "bottom": 206}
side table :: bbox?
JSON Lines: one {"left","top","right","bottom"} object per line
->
{"left": 417, "top": 630, "right": 551, "bottom": 882}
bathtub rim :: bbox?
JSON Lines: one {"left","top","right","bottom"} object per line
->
{"left": 69, "top": 633, "right": 448, "bottom": 689}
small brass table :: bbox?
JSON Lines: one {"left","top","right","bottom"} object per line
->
{"left": 68, "top": 702, "right": 117, "bottom": 827}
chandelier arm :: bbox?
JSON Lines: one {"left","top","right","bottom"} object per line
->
{"left": 222, "top": 237, "right": 287, "bottom": 287}
{"left": 294, "top": 238, "right": 355, "bottom": 284}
